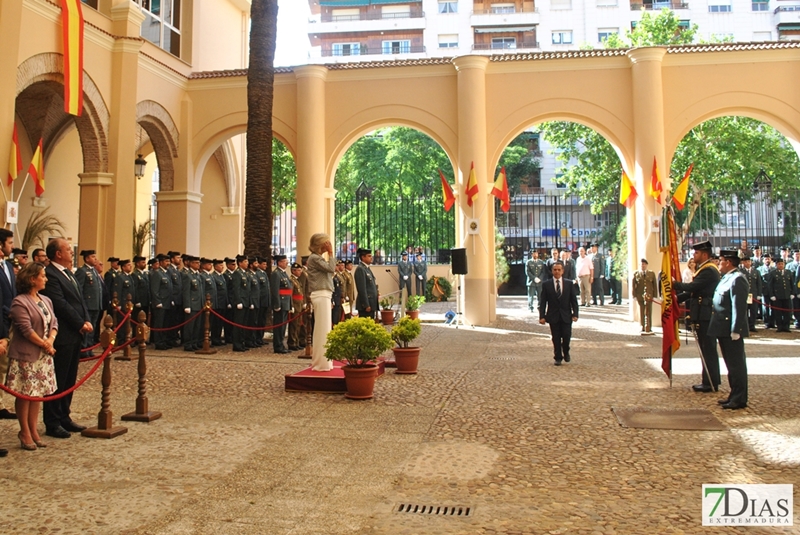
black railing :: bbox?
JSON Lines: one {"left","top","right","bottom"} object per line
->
{"left": 774, "top": 5, "right": 800, "bottom": 12}
{"left": 322, "top": 45, "right": 426, "bottom": 57}
{"left": 630, "top": 1, "right": 689, "bottom": 8}
{"left": 472, "top": 41, "right": 540, "bottom": 51}
{"left": 321, "top": 10, "right": 425, "bottom": 22}
{"left": 472, "top": 6, "right": 539, "bottom": 14}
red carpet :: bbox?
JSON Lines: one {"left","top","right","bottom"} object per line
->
{"left": 284, "top": 359, "right": 386, "bottom": 393}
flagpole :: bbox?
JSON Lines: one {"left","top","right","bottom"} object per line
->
{"left": 0, "top": 182, "right": 7, "bottom": 203}
{"left": 14, "top": 173, "right": 30, "bottom": 204}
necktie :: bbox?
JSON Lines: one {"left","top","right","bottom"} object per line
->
{"left": 556, "top": 279, "right": 561, "bottom": 297}
{"left": 65, "top": 269, "right": 79, "bottom": 293}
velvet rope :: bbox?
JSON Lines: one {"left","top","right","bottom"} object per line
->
{"left": 80, "top": 309, "right": 133, "bottom": 353}
{"left": 209, "top": 307, "right": 307, "bottom": 331}
{"left": 115, "top": 306, "right": 203, "bottom": 331}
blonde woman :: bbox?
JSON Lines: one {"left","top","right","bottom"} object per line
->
{"left": 306, "top": 233, "right": 337, "bottom": 371}
{"left": 682, "top": 258, "right": 696, "bottom": 283}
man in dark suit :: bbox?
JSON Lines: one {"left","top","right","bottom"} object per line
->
{"left": 708, "top": 249, "right": 750, "bottom": 410}
{"left": 0, "top": 229, "right": 16, "bottom": 422}
{"left": 41, "top": 238, "right": 94, "bottom": 438}
{"left": 538, "top": 261, "right": 579, "bottom": 366}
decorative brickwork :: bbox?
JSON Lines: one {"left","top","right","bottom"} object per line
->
{"left": 16, "top": 53, "right": 109, "bottom": 173}
{"left": 136, "top": 100, "right": 179, "bottom": 192}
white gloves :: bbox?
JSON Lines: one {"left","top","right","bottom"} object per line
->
{"left": 534, "top": 277, "right": 540, "bottom": 283}
{"left": 227, "top": 304, "right": 231, "bottom": 309}
{"left": 156, "top": 303, "right": 162, "bottom": 309}
{"left": 792, "top": 295, "right": 796, "bottom": 300}
{"left": 403, "top": 276, "right": 408, "bottom": 280}
{"left": 135, "top": 303, "right": 141, "bottom": 307}
{"left": 731, "top": 333, "right": 740, "bottom": 341}
{"left": 250, "top": 305, "right": 254, "bottom": 309}
{"left": 184, "top": 308, "right": 190, "bottom": 314}
{"left": 418, "top": 275, "right": 423, "bottom": 280}
{"left": 771, "top": 296, "right": 777, "bottom": 301}
{"left": 236, "top": 303, "right": 243, "bottom": 310}
{"left": 171, "top": 301, "right": 175, "bottom": 306}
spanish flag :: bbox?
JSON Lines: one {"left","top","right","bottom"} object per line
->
{"left": 465, "top": 162, "right": 479, "bottom": 208}
{"left": 619, "top": 170, "right": 637, "bottom": 208}
{"left": 439, "top": 169, "right": 455, "bottom": 212}
{"left": 61, "top": 0, "right": 85, "bottom": 116}
{"left": 7, "top": 124, "right": 22, "bottom": 186}
{"left": 671, "top": 163, "right": 693, "bottom": 211}
{"left": 491, "top": 166, "right": 510, "bottom": 213}
{"left": 650, "top": 157, "right": 662, "bottom": 204}
{"left": 29, "top": 138, "right": 45, "bottom": 197}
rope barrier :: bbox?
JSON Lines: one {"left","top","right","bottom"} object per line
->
{"left": 79, "top": 336, "right": 137, "bottom": 363}
{"left": 115, "top": 306, "right": 203, "bottom": 331}
{"left": 209, "top": 308, "right": 307, "bottom": 331}
{"left": 80, "top": 309, "right": 133, "bottom": 353}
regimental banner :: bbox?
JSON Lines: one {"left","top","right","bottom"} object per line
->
{"left": 61, "top": 0, "right": 85, "bottom": 116}
{"left": 702, "top": 484, "right": 793, "bottom": 526}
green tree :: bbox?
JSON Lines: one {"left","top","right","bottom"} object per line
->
{"left": 602, "top": 9, "right": 697, "bottom": 48}
{"left": 497, "top": 132, "right": 542, "bottom": 195}
{"left": 244, "top": 0, "right": 278, "bottom": 257}
{"left": 272, "top": 138, "right": 297, "bottom": 211}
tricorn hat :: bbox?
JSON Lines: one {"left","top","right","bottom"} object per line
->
{"left": 692, "top": 240, "right": 713, "bottom": 252}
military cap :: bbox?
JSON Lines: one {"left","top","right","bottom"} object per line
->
{"left": 273, "top": 254, "right": 287, "bottom": 261}
{"left": 12, "top": 248, "right": 27, "bottom": 256}
{"left": 591, "top": 243, "right": 599, "bottom": 247}
{"left": 640, "top": 258, "right": 648, "bottom": 264}
{"left": 156, "top": 253, "right": 169, "bottom": 261}
{"left": 148, "top": 258, "right": 159, "bottom": 266}
{"left": 776, "top": 256, "right": 786, "bottom": 264}
{"left": 133, "top": 255, "right": 146, "bottom": 262}
{"left": 200, "top": 257, "right": 212, "bottom": 264}
{"left": 119, "top": 259, "right": 131, "bottom": 266}
{"left": 357, "top": 248, "right": 372, "bottom": 258}
{"left": 107, "top": 256, "right": 120, "bottom": 263}
{"left": 79, "top": 249, "right": 95, "bottom": 258}
{"left": 719, "top": 249, "right": 740, "bottom": 260}
{"left": 781, "top": 246, "right": 790, "bottom": 251}
{"left": 235, "top": 254, "right": 247, "bottom": 262}
{"left": 181, "top": 254, "right": 190, "bottom": 261}
{"left": 212, "top": 259, "right": 224, "bottom": 265}
{"left": 168, "top": 251, "right": 181, "bottom": 258}
{"left": 291, "top": 262, "right": 302, "bottom": 270}
{"left": 691, "top": 240, "right": 713, "bottom": 252}
{"left": 336, "top": 259, "right": 344, "bottom": 265}
{"left": 256, "top": 256, "right": 266, "bottom": 263}
{"left": 224, "top": 257, "right": 235, "bottom": 264}
{"left": 401, "top": 252, "right": 408, "bottom": 257}
{"left": 248, "top": 256, "right": 257, "bottom": 263}
{"left": 762, "top": 253, "right": 771, "bottom": 259}
{"left": 344, "top": 260, "right": 353, "bottom": 266}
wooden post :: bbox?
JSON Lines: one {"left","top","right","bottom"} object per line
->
{"left": 300, "top": 303, "right": 312, "bottom": 359}
{"left": 115, "top": 294, "right": 133, "bottom": 361}
{"left": 195, "top": 294, "right": 217, "bottom": 355}
{"left": 82, "top": 315, "right": 128, "bottom": 438}
{"left": 122, "top": 311, "right": 162, "bottom": 422}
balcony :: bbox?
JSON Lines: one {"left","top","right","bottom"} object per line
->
{"left": 629, "top": 1, "right": 689, "bottom": 9}
{"left": 774, "top": 5, "right": 800, "bottom": 25}
{"left": 309, "top": 11, "right": 426, "bottom": 34}
{"left": 472, "top": 41, "right": 540, "bottom": 52}
{"left": 320, "top": 45, "right": 426, "bottom": 57}
{"left": 471, "top": 6, "right": 540, "bottom": 27}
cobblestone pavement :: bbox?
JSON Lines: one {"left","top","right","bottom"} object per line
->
{"left": 1, "top": 297, "right": 798, "bottom": 534}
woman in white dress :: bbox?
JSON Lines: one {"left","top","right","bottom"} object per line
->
{"left": 306, "top": 233, "right": 337, "bottom": 371}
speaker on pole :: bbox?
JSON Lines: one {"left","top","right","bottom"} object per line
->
{"left": 451, "top": 248, "right": 468, "bottom": 275}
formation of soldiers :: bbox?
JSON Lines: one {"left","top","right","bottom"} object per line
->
{"left": 71, "top": 250, "right": 364, "bottom": 355}
{"left": 525, "top": 245, "right": 612, "bottom": 312}
{"left": 740, "top": 246, "right": 800, "bottom": 333}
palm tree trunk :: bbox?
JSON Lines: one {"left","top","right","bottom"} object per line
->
{"left": 245, "top": 0, "right": 278, "bottom": 257}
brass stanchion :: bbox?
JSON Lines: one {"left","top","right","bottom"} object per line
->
{"left": 195, "top": 294, "right": 217, "bottom": 355}
{"left": 115, "top": 294, "right": 133, "bottom": 361}
{"left": 82, "top": 315, "right": 128, "bottom": 438}
{"left": 300, "top": 304, "right": 312, "bottom": 359}
{"left": 122, "top": 311, "right": 162, "bottom": 422}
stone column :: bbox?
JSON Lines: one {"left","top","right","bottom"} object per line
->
{"left": 78, "top": 173, "right": 114, "bottom": 252}
{"left": 454, "top": 56, "right": 494, "bottom": 326}
{"left": 0, "top": 0, "right": 23, "bottom": 208}
{"left": 628, "top": 47, "right": 669, "bottom": 326}
{"left": 295, "top": 65, "right": 328, "bottom": 255}
{"left": 102, "top": 3, "right": 145, "bottom": 257}
{"left": 155, "top": 191, "right": 203, "bottom": 254}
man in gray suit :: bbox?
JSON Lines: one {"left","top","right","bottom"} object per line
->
{"left": 708, "top": 249, "right": 749, "bottom": 410}
{"left": 74, "top": 250, "right": 103, "bottom": 355}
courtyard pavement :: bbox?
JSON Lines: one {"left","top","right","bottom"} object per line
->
{"left": 1, "top": 297, "right": 799, "bottom": 534}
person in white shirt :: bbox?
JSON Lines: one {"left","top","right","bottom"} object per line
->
{"left": 574, "top": 247, "right": 593, "bottom": 307}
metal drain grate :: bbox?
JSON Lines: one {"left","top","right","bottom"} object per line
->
{"left": 396, "top": 504, "right": 473, "bottom": 517}
{"left": 489, "top": 357, "right": 518, "bottom": 360}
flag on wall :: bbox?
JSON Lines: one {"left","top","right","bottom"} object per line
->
{"left": 650, "top": 157, "right": 662, "bottom": 204}
{"left": 671, "top": 163, "right": 693, "bottom": 211}
{"left": 491, "top": 166, "right": 510, "bottom": 213}
{"left": 659, "top": 206, "right": 681, "bottom": 380}
{"left": 465, "top": 162, "right": 479, "bottom": 207}
{"left": 619, "top": 170, "right": 637, "bottom": 208}
{"left": 7, "top": 124, "right": 22, "bottom": 186}
{"left": 439, "top": 169, "right": 455, "bottom": 212}
{"left": 61, "top": 0, "right": 85, "bottom": 116}
{"left": 29, "top": 138, "right": 45, "bottom": 197}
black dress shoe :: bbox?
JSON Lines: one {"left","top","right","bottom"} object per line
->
{"left": 46, "top": 426, "right": 71, "bottom": 439}
{"left": 62, "top": 421, "right": 87, "bottom": 432}
{"left": 721, "top": 402, "right": 747, "bottom": 410}
{"left": 563, "top": 354, "right": 571, "bottom": 363}
{"left": 288, "top": 346, "right": 299, "bottom": 351}
{"left": 692, "top": 384, "right": 715, "bottom": 393}
{"left": 717, "top": 398, "right": 730, "bottom": 405}
{"left": 233, "top": 347, "right": 247, "bottom": 352}
{"left": 0, "top": 408, "right": 16, "bottom": 419}
{"left": 0, "top": 448, "right": 7, "bottom": 457}
{"left": 554, "top": 360, "right": 562, "bottom": 366}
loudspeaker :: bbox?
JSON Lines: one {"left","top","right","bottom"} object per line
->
{"left": 451, "top": 248, "right": 468, "bottom": 275}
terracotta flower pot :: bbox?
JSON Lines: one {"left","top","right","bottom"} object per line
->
{"left": 380, "top": 309, "right": 395, "bottom": 325}
{"left": 343, "top": 364, "right": 379, "bottom": 399}
{"left": 392, "top": 347, "right": 420, "bottom": 374}
{"left": 406, "top": 309, "right": 420, "bottom": 320}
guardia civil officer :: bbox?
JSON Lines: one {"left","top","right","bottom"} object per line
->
{"left": 131, "top": 256, "right": 151, "bottom": 326}
{"left": 590, "top": 243, "right": 606, "bottom": 306}
{"left": 525, "top": 250, "right": 544, "bottom": 312}
{"left": 73, "top": 250, "right": 103, "bottom": 355}
{"left": 231, "top": 255, "right": 251, "bottom": 352}
{"left": 354, "top": 248, "right": 378, "bottom": 319}
{"left": 398, "top": 252, "right": 412, "bottom": 299}
{"left": 741, "top": 256, "right": 762, "bottom": 332}
{"left": 413, "top": 252, "right": 427, "bottom": 296}
{"left": 181, "top": 256, "right": 204, "bottom": 351}
{"left": 708, "top": 249, "right": 749, "bottom": 409}
{"left": 673, "top": 240, "right": 721, "bottom": 392}
{"left": 150, "top": 254, "right": 173, "bottom": 350}
{"left": 769, "top": 257, "right": 795, "bottom": 333}
{"left": 198, "top": 258, "right": 217, "bottom": 346}
{"left": 210, "top": 259, "right": 229, "bottom": 346}
{"left": 270, "top": 254, "right": 292, "bottom": 353}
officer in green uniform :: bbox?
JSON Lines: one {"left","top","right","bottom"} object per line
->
{"left": 769, "top": 257, "right": 795, "bottom": 332}
{"left": 210, "top": 259, "right": 229, "bottom": 346}
{"left": 413, "top": 252, "right": 427, "bottom": 296}
{"left": 255, "top": 257, "right": 271, "bottom": 347}
{"left": 103, "top": 256, "right": 120, "bottom": 311}
{"left": 181, "top": 256, "right": 204, "bottom": 351}
{"left": 231, "top": 255, "right": 250, "bottom": 352}
{"left": 223, "top": 257, "right": 236, "bottom": 342}
{"left": 398, "top": 252, "right": 412, "bottom": 299}
{"left": 197, "top": 258, "right": 217, "bottom": 347}
{"left": 270, "top": 255, "right": 292, "bottom": 354}
{"left": 113, "top": 259, "right": 135, "bottom": 310}
{"left": 288, "top": 262, "right": 306, "bottom": 351}
{"left": 74, "top": 250, "right": 103, "bottom": 355}
{"left": 150, "top": 254, "right": 173, "bottom": 350}
{"left": 590, "top": 244, "right": 606, "bottom": 306}
{"left": 525, "top": 250, "right": 544, "bottom": 312}
{"left": 245, "top": 257, "right": 260, "bottom": 348}
{"left": 131, "top": 255, "right": 150, "bottom": 325}
{"left": 741, "top": 256, "right": 762, "bottom": 332}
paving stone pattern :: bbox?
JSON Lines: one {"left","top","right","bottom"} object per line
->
{"left": 0, "top": 298, "right": 798, "bottom": 534}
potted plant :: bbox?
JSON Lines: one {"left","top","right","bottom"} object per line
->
{"left": 391, "top": 316, "right": 422, "bottom": 374}
{"left": 379, "top": 296, "right": 395, "bottom": 325}
{"left": 325, "top": 317, "right": 393, "bottom": 399}
{"left": 404, "top": 295, "right": 425, "bottom": 320}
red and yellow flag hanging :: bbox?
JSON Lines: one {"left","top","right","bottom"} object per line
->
{"left": 465, "top": 162, "right": 479, "bottom": 207}
{"left": 491, "top": 166, "right": 510, "bottom": 213}
{"left": 439, "top": 169, "right": 455, "bottom": 212}
{"left": 7, "top": 124, "right": 22, "bottom": 186}
{"left": 61, "top": 0, "right": 85, "bottom": 116}
{"left": 619, "top": 170, "right": 638, "bottom": 208}
{"left": 29, "top": 139, "right": 45, "bottom": 197}
{"left": 659, "top": 207, "right": 682, "bottom": 380}
{"left": 671, "top": 163, "right": 693, "bottom": 211}
{"left": 650, "top": 157, "right": 662, "bottom": 204}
